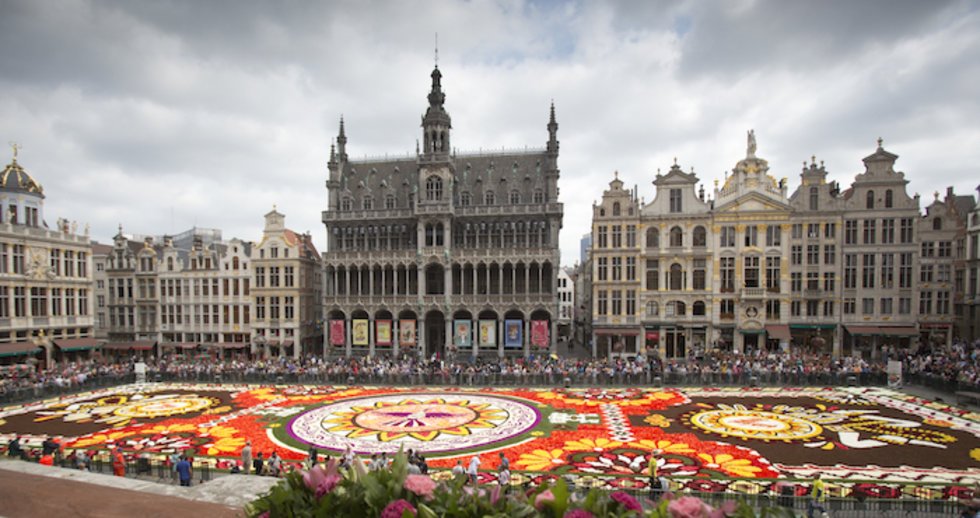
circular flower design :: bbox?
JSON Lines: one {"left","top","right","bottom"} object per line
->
{"left": 688, "top": 408, "right": 822, "bottom": 442}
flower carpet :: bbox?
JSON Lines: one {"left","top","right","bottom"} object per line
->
{"left": 1, "top": 384, "right": 978, "bottom": 498}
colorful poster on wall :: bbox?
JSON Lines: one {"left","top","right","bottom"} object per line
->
{"left": 399, "top": 320, "right": 416, "bottom": 347}
{"left": 329, "top": 320, "right": 345, "bottom": 346}
{"left": 453, "top": 320, "right": 472, "bottom": 348}
{"left": 504, "top": 319, "right": 523, "bottom": 348}
{"left": 376, "top": 320, "right": 392, "bottom": 346}
{"left": 352, "top": 319, "right": 369, "bottom": 346}
{"left": 531, "top": 320, "right": 549, "bottom": 348}
{"left": 479, "top": 320, "right": 496, "bottom": 348}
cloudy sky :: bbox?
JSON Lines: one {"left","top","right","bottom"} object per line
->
{"left": 2, "top": 0, "right": 978, "bottom": 264}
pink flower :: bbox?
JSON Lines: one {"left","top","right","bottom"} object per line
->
{"left": 303, "top": 465, "right": 327, "bottom": 491}
{"left": 256, "top": 513, "right": 269, "bottom": 518}
{"left": 315, "top": 474, "right": 341, "bottom": 499}
{"left": 404, "top": 474, "right": 437, "bottom": 500}
{"left": 564, "top": 510, "right": 597, "bottom": 518}
{"left": 712, "top": 501, "right": 738, "bottom": 517}
{"left": 611, "top": 491, "right": 643, "bottom": 513}
{"left": 668, "top": 496, "right": 712, "bottom": 518}
{"left": 534, "top": 489, "right": 555, "bottom": 510}
{"left": 381, "top": 499, "right": 416, "bottom": 518}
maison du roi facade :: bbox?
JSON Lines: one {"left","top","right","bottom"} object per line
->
{"left": 321, "top": 66, "right": 563, "bottom": 359}
{"left": 589, "top": 133, "right": 978, "bottom": 360}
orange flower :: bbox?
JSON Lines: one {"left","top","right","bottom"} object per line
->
{"left": 515, "top": 449, "right": 566, "bottom": 471}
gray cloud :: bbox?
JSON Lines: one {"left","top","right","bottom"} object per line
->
{"left": 1, "top": 0, "right": 977, "bottom": 265}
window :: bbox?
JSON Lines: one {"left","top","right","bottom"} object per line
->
{"left": 720, "top": 226, "right": 735, "bottom": 247}
{"left": 938, "top": 241, "right": 951, "bottom": 257}
{"left": 824, "top": 272, "right": 836, "bottom": 292}
{"left": 626, "top": 225, "right": 636, "bottom": 247}
{"left": 791, "top": 245, "right": 802, "bottom": 265}
{"left": 766, "top": 257, "right": 780, "bottom": 292}
{"left": 862, "top": 297, "right": 874, "bottom": 315}
{"left": 806, "top": 300, "right": 819, "bottom": 316}
{"left": 899, "top": 297, "right": 911, "bottom": 314}
{"left": 255, "top": 266, "right": 265, "bottom": 288}
{"left": 645, "top": 260, "right": 659, "bottom": 290}
{"left": 693, "top": 301, "right": 706, "bottom": 316}
{"left": 885, "top": 189, "right": 893, "bottom": 208}
{"left": 509, "top": 190, "right": 521, "bottom": 204}
{"left": 919, "top": 291, "right": 932, "bottom": 314}
{"left": 612, "top": 257, "right": 622, "bottom": 281}
{"left": 744, "top": 256, "right": 759, "bottom": 288}
{"left": 899, "top": 253, "right": 913, "bottom": 288}
{"left": 766, "top": 225, "right": 781, "bottom": 246}
{"left": 791, "top": 272, "right": 802, "bottom": 292}
{"left": 881, "top": 219, "right": 895, "bottom": 243}
{"left": 597, "top": 290, "right": 608, "bottom": 315}
{"left": 866, "top": 190, "right": 875, "bottom": 209}
{"left": 936, "top": 291, "right": 950, "bottom": 314}
{"left": 612, "top": 202, "right": 621, "bottom": 216}
{"left": 823, "top": 245, "right": 836, "bottom": 265}
{"left": 597, "top": 226, "right": 608, "bottom": 248}
{"left": 844, "top": 221, "right": 857, "bottom": 245}
{"left": 341, "top": 198, "right": 352, "bottom": 211}
{"left": 284, "top": 266, "right": 295, "bottom": 287}
{"left": 362, "top": 197, "right": 373, "bottom": 210}
{"left": 669, "top": 189, "right": 682, "bottom": 213}
{"left": 824, "top": 223, "right": 836, "bottom": 239}
{"left": 386, "top": 195, "right": 397, "bottom": 209}
{"left": 766, "top": 299, "right": 780, "bottom": 319}
{"left": 693, "top": 258, "right": 706, "bottom": 290}
{"left": 612, "top": 225, "right": 622, "bottom": 248}
{"left": 693, "top": 226, "right": 706, "bottom": 247}
{"left": 791, "top": 223, "right": 802, "bottom": 240}
{"left": 807, "top": 223, "right": 819, "bottom": 238}
{"left": 900, "top": 218, "right": 914, "bottom": 243}
{"left": 791, "top": 301, "right": 802, "bottom": 316}
{"left": 863, "top": 219, "right": 876, "bottom": 244}
{"left": 720, "top": 257, "right": 735, "bottom": 292}
{"left": 484, "top": 190, "right": 495, "bottom": 205}
{"left": 843, "top": 298, "right": 855, "bottom": 315}
{"left": 844, "top": 254, "right": 857, "bottom": 289}
{"left": 823, "top": 301, "right": 834, "bottom": 317}
{"left": 426, "top": 176, "right": 443, "bottom": 201}
{"left": 921, "top": 242, "right": 934, "bottom": 257}
{"left": 809, "top": 187, "right": 819, "bottom": 211}
{"left": 933, "top": 218, "right": 942, "bottom": 231}
{"left": 807, "top": 271, "right": 819, "bottom": 290}
{"left": 719, "top": 299, "right": 735, "bottom": 319}
{"left": 626, "top": 290, "right": 636, "bottom": 315}
{"left": 744, "top": 226, "right": 758, "bottom": 247}
{"left": 597, "top": 257, "right": 608, "bottom": 281}
{"left": 920, "top": 263, "right": 934, "bottom": 283}
{"left": 862, "top": 254, "right": 875, "bottom": 288}
{"left": 533, "top": 190, "right": 544, "bottom": 204}
{"left": 269, "top": 266, "right": 280, "bottom": 287}
{"left": 669, "top": 263, "right": 684, "bottom": 290}
{"left": 612, "top": 290, "right": 622, "bottom": 314}
{"left": 625, "top": 257, "right": 636, "bottom": 280}
{"left": 880, "top": 298, "right": 893, "bottom": 315}
{"left": 669, "top": 226, "right": 683, "bottom": 247}
{"left": 646, "top": 228, "right": 659, "bottom": 248}
{"left": 880, "top": 253, "right": 894, "bottom": 288}
{"left": 807, "top": 245, "right": 819, "bottom": 265}
{"left": 647, "top": 301, "right": 659, "bottom": 316}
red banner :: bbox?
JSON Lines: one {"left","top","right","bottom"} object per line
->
{"left": 329, "top": 320, "right": 345, "bottom": 346}
{"left": 531, "top": 320, "right": 549, "bottom": 348}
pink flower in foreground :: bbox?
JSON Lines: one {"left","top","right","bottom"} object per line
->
{"left": 315, "top": 474, "right": 341, "bottom": 499}
{"left": 404, "top": 474, "right": 437, "bottom": 500}
{"left": 303, "top": 465, "right": 327, "bottom": 491}
{"left": 381, "top": 499, "right": 416, "bottom": 518}
{"left": 564, "top": 509, "right": 597, "bottom": 518}
{"left": 534, "top": 489, "right": 556, "bottom": 510}
{"left": 256, "top": 513, "right": 269, "bottom": 518}
{"left": 611, "top": 491, "right": 643, "bottom": 512}
{"left": 668, "top": 496, "right": 713, "bottom": 518}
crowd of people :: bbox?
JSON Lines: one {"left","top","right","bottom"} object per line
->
{"left": 1, "top": 338, "right": 978, "bottom": 403}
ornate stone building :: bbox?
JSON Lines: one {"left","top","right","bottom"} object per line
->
{"left": 0, "top": 150, "right": 95, "bottom": 366}
{"left": 967, "top": 190, "right": 980, "bottom": 341}
{"left": 590, "top": 133, "right": 974, "bottom": 359}
{"left": 322, "top": 66, "right": 563, "bottom": 359}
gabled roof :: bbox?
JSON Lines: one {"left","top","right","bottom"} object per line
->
{"left": 285, "top": 229, "right": 320, "bottom": 260}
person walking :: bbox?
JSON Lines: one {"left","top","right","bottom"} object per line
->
{"left": 176, "top": 455, "right": 193, "bottom": 487}
{"left": 807, "top": 473, "right": 829, "bottom": 518}
{"left": 241, "top": 441, "right": 253, "bottom": 475}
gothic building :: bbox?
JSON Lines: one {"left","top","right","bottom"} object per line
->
{"left": 322, "top": 66, "right": 563, "bottom": 358}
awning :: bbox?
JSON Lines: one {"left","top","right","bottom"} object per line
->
{"left": 765, "top": 324, "right": 792, "bottom": 341}
{"left": 265, "top": 340, "right": 280, "bottom": 347}
{"left": 789, "top": 324, "right": 837, "bottom": 330}
{"left": 214, "top": 343, "right": 249, "bottom": 349}
{"left": 281, "top": 339, "right": 294, "bottom": 347}
{"left": 645, "top": 331, "right": 659, "bottom": 341}
{"left": 919, "top": 323, "right": 951, "bottom": 329}
{"left": 739, "top": 329, "right": 765, "bottom": 335}
{"left": 0, "top": 342, "right": 41, "bottom": 358}
{"left": 846, "top": 325, "right": 880, "bottom": 336}
{"left": 594, "top": 328, "right": 641, "bottom": 336}
{"left": 101, "top": 341, "right": 155, "bottom": 351}
{"left": 159, "top": 342, "right": 199, "bottom": 350}
{"left": 53, "top": 338, "right": 100, "bottom": 352}
{"left": 878, "top": 326, "right": 918, "bottom": 337}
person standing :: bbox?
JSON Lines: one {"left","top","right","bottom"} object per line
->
{"left": 467, "top": 455, "right": 481, "bottom": 485}
{"left": 451, "top": 459, "right": 465, "bottom": 481}
{"left": 111, "top": 446, "right": 126, "bottom": 477}
{"left": 241, "top": 441, "right": 253, "bottom": 475}
{"left": 807, "top": 473, "right": 829, "bottom": 518}
{"left": 176, "top": 455, "right": 193, "bottom": 487}
{"left": 253, "top": 452, "right": 265, "bottom": 476}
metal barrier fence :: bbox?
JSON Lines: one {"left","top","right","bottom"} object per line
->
{"left": 0, "top": 373, "right": 137, "bottom": 406}
{"left": 2, "top": 449, "right": 214, "bottom": 485}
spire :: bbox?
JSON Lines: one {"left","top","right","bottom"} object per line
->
{"left": 337, "top": 116, "right": 348, "bottom": 161}
{"left": 9, "top": 142, "right": 20, "bottom": 163}
{"left": 547, "top": 101, "right": 559, "bottom": 155}
{"left": 328, "top": 143, "right": 336, "bottom": 166}
{"left": 421, "top": 66, "right": 451, "bottom": 157}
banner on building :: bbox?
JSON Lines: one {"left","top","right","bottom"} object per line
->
{"left": 479, "top": 320, "right": 496, "bottom": 348}
{"left": 352, "top": 319, "right": 369, "bottom": 346}
{"left": 887, "top": 360, "right": 903, "bottom": 388}
{"left": 399, "top": 320, "right": 416, "bottom": 347}
{"left": 329, "top": 320, "right": 345, "bottom": 346}
{"left": 375, "top": 320, "right": 392, "bottom": 346}
{"left": 531, "top": 320, "right": 549, "bottom": 348}
{"left": 453, "top": 320, "right": 472, "bottom": 348}
{"left": 504, "top": 319, "right": 523, "bottom": 348}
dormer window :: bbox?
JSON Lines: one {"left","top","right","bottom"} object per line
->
{"left": 460, "top": 192, "right": 471, "bottom": 206}
{"left": 362, "top": 197, "right": 373, "bottom": 210}
{"left": 509, "top": 190, "right": 521, "bottom": 204}
{"left": 484, "top": 190, "right": 495, "bottom": 205}
{"left": 426, "top": 175, "right": 443, "bottom": 201}
{"left": 613, "top": 202, "right": 621, "bottom": 216}
{"left": 385, "top": 195, "right": 397, "bottom": 209}
{"left": 533, "top": 190, "right": 544, "bottom": 204}
{"left": 341, "top": 198, "right": 352, "bottom": 211}
{"left": 866, "top": 190, "right": 875, "bottom": 209}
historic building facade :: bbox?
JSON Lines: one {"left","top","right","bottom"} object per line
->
{"left": 0, "top": 151, "right": 95, "bottom": 366}
{"left": 967, "top": 190, "right": 980, "bottom": 341}
{"left": 589, "top": 134, "right": 974, "bottom": 359}
{"left": 322, "top": 66, "right": 563, "bottom": 358}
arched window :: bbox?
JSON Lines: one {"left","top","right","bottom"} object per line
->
{"left": 669, "top": 263, "right": 684, "bottom": 290}
{"left": 669, "top": 226, "right": 683, "bottom": 247}
{"left": 167, "top": 257, "right": 174, "bottom": 271}
{"left": 510, "top": 190, "right": 521, "bottom": 204}
{"left": 666, "top": 301, "right": 686, "bottom": 316}
{"left": 460, "top": 192, "right": 471, "bottom": 206}
{"left": 933, "top": 218, "right": 942, "bottom": 230}
{"left": 232, "top": 257, "right": 240, "bottom": 270}
{"left": 885, "top": 189, "right": 893, "bottom": 208}
{"left": 612, "top": 202, "right": 621, "bottom": 216}
{"left": 692, "top": 301, "right": 706, "bottom": 316}
{"left": 809, "top": 187, "right": 819, "bottom": 211}
{"left": 647, "top": 301, "right": 659, "bottom": 316}
{"left": 484, "top": 190, "right": 496, "bottom": 205}
{"left": 426, "top": 176, "right": 443, "bottom": 201}
{"left": 646, "top": 228, "right": 660, "bottom": 248}
{"left": 693, "top": 226, "right": 706, "bottom": 247}
{"left": 866, "top": 190, "right": 875, "bottom": 209}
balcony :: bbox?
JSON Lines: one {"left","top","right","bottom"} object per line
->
{"left": 804, "top": 288, "right": 823, "bottom": 298}
{"left": 740, "top": 287, "right": 766, "bottom": 299}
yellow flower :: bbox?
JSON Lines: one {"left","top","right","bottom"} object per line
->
{"left": 564, "top": 438, "right": 623, "bottom": 452}
{"left": 971, "top": 448, "right": 980, "bottom": 462}
{"left": 630, "top": 439, "right": 694, "bottom": 454}
{"left": 72, "top": 430, "right": 136, "bottom": 448}
{"left": 204, "top": 425, "right": 238, "bottom": 438}
{"left": 697, "top": 453, "right": 762, "bottom": 478}
{"left": 644, "top": 415, "right": 671, "bottom": 428}
{"left": 145, "top": 423, "right": 198, "bottom": 434}
{"left": 923, "top": 418, "right": 953, "bottom": 428}
{"left": 206, "top": 436, "right": 246, "bottom": 456}
{"left": 515, "top": 449, "right": 566, "bottom": 471}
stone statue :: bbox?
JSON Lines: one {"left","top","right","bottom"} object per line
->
{"left": 70, "top": 221, "right": 77, "bottom": 235}
{"left": 747, "top": 130, "right": 757, "bottom": 158}
{"left": 84, "top": 223, "right": 90, "bottom": 236}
